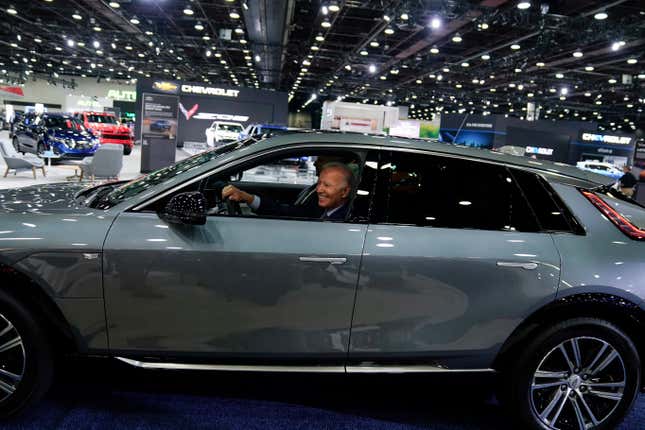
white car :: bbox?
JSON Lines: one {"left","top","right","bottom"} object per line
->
{"left": 576, "top": 160, "right": 623, "bottom": 179}
{"left": 205, "top": 121, "right": 244, "bottom": 147}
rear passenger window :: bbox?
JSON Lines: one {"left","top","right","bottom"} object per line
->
{"left": 376, "top": 151, "right": 539, "bottom": 232}
{"left": 509, "top": 169, "right": 574, "bottom": 232}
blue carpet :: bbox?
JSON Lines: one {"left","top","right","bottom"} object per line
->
{"left": 4, "top": 360, "right": 644, "bottom": 429}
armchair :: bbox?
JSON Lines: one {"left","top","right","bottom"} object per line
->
{"left": 79, "top": 144, "right": 123, "bottom": 182}
{"left": 0, "top": 140, "right": 46, "bottom": 179}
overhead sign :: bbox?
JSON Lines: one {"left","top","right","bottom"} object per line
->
{"left": 181, "top": 85, "right": 239, "bottom": 97}
{"left": 526, "top": 146, "right": 554, "bottom": 156}
{"left": 580, "top": 132, "right": 633, "bottom": 145}
{"left": 152, "top": 81, "right": 179, "bottom": 94}
{"left": 107, "top": 89, "right": 137, "bottom": 102}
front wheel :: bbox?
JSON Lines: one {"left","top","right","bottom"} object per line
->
{"left": 0, "top": 289, "right": 54, "bottom": 418}
{"left": 506, "top": 318, "right": 641, "bottom": 430}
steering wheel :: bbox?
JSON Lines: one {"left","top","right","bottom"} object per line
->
{"left": 224, "top": 198, "right": 242, "bottom": 216}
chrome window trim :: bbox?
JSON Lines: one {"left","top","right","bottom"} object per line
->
{"left": 116, "top": 357, "right": 495, "bottom": 374}
{"left": 128, "top": 142, "right": 596, "bottom": 213}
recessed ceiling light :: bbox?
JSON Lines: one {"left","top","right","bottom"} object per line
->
{"left": 130, "top": 16, "right": 140, "bottom": 24}
{"left": 235, "top": 27, "right": 244, "bottom": 34}
{"left": 66, "top": 39, "right": 75, "bottom": 47}
{"left": 315, "top": 33, "right": 325, "bottom": 42}
{"left": 384, "top": 27, "right": 394, "bottom": 34}
{"left": 230, "top": 11, "right": 240, "bottom": 19}
{"left": 517, "top": 1, "right": 531, "bottom": 10}
{"left": 594, "top": 11, "right": 608, "bottom": 20}
{"left": 370, "top": 41, "right": 379, "bottom": 47}
{"left": 626, "top": 58, "right": 637, "bottom": 64}
{"left": 93, "top": 26, "right": 102, "bottom": 32}
{"left": 321, "top": 19, "right": 331, "bottom": 28}
{"left": 34, "top": 37, "right": 42, "bottom": 43}
{"left": 572, "top": 51, "right": 583, "bottom": 57}
{"left": 510, "top": 44, "right": 520, "bottom": 50}
{"left": 555, "top": 73, "right": 564, "bottom": 78}
{"left": 536, "top": 62, "right": 545, "bottom": 67}
{"left": 461, "top": 62, "right": 469, "bottom": 67}
{"left": 311, "top": 45, "right": 320, "bottom": 51}
{"left": 194, "top": 22, "right": 204, "bottom": 31}
{"left": 452, "top": 34, "right": 463, "bottom": 43}
{"left": 584, "top": 65, "right": 594, "bottom": 71}
{"left": 481, "top": 54, "right": 490, "bottom": 60}
{"left": 72, "top": 11, "right": 82, "bottom": 20}
{"left": 608, "top": 78, "right": 617, "bottom": 84}
{"left": 328, "top": 2, "right": 340, "bottom": 12}
{"left": 360, "top": 50, "right": 368, "bottom": 56}
{"left": 429, "top": 17, "right": 442, "bottom": 29}
{"left": 430, "top": 47, "right": 439, "bottom": 54}
{"left": 183, "top": 5, "right": 194, "bottom": 15}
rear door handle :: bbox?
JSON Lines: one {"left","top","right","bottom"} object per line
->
{"left": 299, "top": 257, "right": 347, "bottom": 265}
{"left": 496, "top": 261, "right": 538, "bottom": 270}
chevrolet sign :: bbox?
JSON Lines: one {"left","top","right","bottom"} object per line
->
{"left": 181, "top": 85, "right": 239, "bottom": 97}
{"left": 580, "top": 132, "right": 632, "bottom": 145}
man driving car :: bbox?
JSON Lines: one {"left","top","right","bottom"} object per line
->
{"left": 222, "top": 162, "right": 354, "bottom": 221}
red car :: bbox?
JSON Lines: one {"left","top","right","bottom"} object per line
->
{"left": 74, "top": 111, "right": 134, "bottom": 155}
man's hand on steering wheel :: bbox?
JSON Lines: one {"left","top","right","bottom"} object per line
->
{"left": 221, "top": 184, "right": 250, "bottom": 216}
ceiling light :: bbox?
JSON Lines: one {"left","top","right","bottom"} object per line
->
{"left": 230, "top": 11, "right": 240, "bottom": 19}
{"left": 429, "top": 17, "right": 441, "bottom": 29}
{"left": 344, "top": 65, "right": 351, "bottom": 71}
{"left": 608, "top": 78, "right": 617, "bottom": 84}
{"left": 93, "top": 26, "right": 102, "bottom": 32}
{"left": 461, "top": 62, "right": 469, "bottom": 67}
{"left": 536, "top": 62, "right": 545, "bottom": 67}
{"left": 194, "top": 22, "right": 204, "bottom": 31}
{"left": 370, "top": 41, "right": 379, "bottom": 47}
{"left": 321, "top": 19, "right": 331, "bottom": 28}
{"left": 594, "top": 11, "right": 608, "bottom": 20}
{"left": 328, "top": 2, "right": 340, "bottom": 12}
{"left": 109, "top": 1, "right": 120, "bottom": 8}
{"left": 235, "top": 27, "right": 244, "bottom": 34}
{"left": 93, "top": 40, "right": 100, "bottom": 48}
{"left": 584, "top": 66, "right": 594, "bottom": 71}
{"left": 452, "top": 34, "right": 463, "bottom": 43}
{"left": 510, "top": 44, "right": 520, "bottom": 50}
{"left": 430, "top": 47, "right": 439, "bottom": 54}
{"left": 72, "top": 11, "right": 82, "bottom": 20}
{"left": 240, "top": 39, "right": 247, "bottom": 44}
{"left": 480, "top": 23, "right": 489, "bottom": 30}
{"left": 311, "top": 45, "right": 319, "bottom": 51}
{"left": 67, "top": 39, "right": 75, "bottom": 47}
{"left": 400, "top": 13, "right": 409, "bottom": 20}
{"left": 6, "top": 5, "right": 17, "bottom": 15}
{"left": 125, "top": 45, "right": 133, "bottom": 50}
{"left": 315, "top": 33, "right": 325, "bottom": 42}
{"left": 34, "top": 37, "right": 42, "bottom": 43}
{"left": 77, "top": 41, "right": 85, "bottom": 47}
{"left": 555, "top": 73, "right": 564, "bottom": 78}
{"left": 130, "top": 16, "right": 140, "bottom": 24}
{"left": 560, "top": 88, "right": 568, "bottom": 95}
{"left": 572, "top": 51, "right": 583, "bottom": 57}
{"left": 368, "top": 64, "right": 376, "bottom": 74}
{"left": 183, "top": 5, "right": 194, "bottom": 15}
{"left": 627, "top": 58, "right": 637, "bottom": 64}
{"left": 205, "top": 50, "right": 212, "bottom": 57}
{"left": 517, "top": 1, "right": 531, "bottom": 9}
{"left": 384, "top": 27, "right": 394, "bottom": 34}
{"left": 360, "top": 49, "right": 368, "bottom": 56}
{"left": 255, "top": 55, "right": 261, "bottom": 62}
{"left": 611, "top": 42, "right": 621, "bottom": 51}
{"left": 481, "top": 54, "right": 490, "bottom": 60}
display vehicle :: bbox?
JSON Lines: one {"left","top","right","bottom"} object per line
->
{"left": 205, "top": 121, "right": 244, "bottom": 146}
{"left": 576, "top": 160, "right": 624, "bottom": 179}
{"left": 0, "top": 133, "right": 643, "bottom": 429}
{"left": 74, "top": 112, "right": 134, "bottom": 155}
{"left": 12, "top": 113, "right": 99, "bottom": 159}
{"left": 149, "top": 119, "right": 172, "bottom": 132}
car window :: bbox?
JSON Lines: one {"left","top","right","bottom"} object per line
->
{"left": 374, "top": 151, "right": 539, "bottom": 232}
{"left": 200, "top": 149, "right": 366, "bottom": 222}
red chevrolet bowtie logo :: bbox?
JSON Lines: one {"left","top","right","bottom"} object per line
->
{"left": 179, "top": 103, "right": 199, "bottom": 120}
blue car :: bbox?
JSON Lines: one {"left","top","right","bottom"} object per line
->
{"left": 12, "top": 113, "right": 99, "bottom": 159}
{"left": 150, "top": 119, "right": 172, "bottom": 132}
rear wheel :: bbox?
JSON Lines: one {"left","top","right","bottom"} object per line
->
{"left": 0, "top": 289, "right": 54, "bottom": 418}
{"left": 505, "top": 318, "right": 640, "bottom": 430}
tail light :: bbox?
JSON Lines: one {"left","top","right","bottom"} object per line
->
{"left": 581, "top": 191, "right": 645, "bottom": 240}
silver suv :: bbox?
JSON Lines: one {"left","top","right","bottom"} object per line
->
{"left": 0, "top": 133, "right": 642, "bottom": 429}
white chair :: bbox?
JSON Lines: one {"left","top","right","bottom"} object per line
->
{"left": 0, "top": 140, "right": 46, "bottom": 179}
{"left": 79, "top": 144, "right": 123, "bottom": 182}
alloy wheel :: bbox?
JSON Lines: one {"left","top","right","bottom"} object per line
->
{"left": 530, "top": 336, "right": 626, "bottom": 430}
{"left": 0, "top": 313, "right": 25, "bottom": 403}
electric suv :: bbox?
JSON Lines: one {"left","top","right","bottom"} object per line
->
{"left": 0, "top": 133, "right": 642, "bottom": 429}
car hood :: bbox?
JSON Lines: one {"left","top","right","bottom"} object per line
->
{"left": 0, "top": 183, "right": 90, "bottom": 214}
{"left": 90, "top": 123, "right": 129, "bottom": 133}
{"left": 52, "top": 129, "right": 95, "bottom": 140}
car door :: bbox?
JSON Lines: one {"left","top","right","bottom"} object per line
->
{"left": 349, "top": 150, "right": 563, "bottom": 370}
{"left": 102, "top": 146, "right": 374, "bottom": 360}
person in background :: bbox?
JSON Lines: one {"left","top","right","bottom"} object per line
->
{"left": 618, "top": 165, "right": 637, "bottom": 197}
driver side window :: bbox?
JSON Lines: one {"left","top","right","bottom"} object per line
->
{"left": 202, "top": 149, "right": 364, "bottom": 222}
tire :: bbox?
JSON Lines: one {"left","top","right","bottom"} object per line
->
{"left": 123, "top": 145, "right": 132, "bottom": 156}
{"left": 0, "top": 289, "right": 54, "bottom": 418}
{"left": 505, "top": 318, "right": 641, "bottom": 430}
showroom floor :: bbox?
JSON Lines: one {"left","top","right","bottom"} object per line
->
{"left": 0, "top": 131, "right": 191, "bottom": 190}
{"left": 1, "top": 358, "right": 642, "bottom": 430}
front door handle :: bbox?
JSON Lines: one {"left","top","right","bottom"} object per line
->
{"left": 299, "top": 257, "right": 347, "bottom": 265}
{"left": 496, "top": 261, "right": 538, "bottom": 270}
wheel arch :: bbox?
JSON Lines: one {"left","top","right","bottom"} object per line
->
{"left": 494, "top": 292, "right": 645, "bottom": 385}
{"left": 0, "top": 263, "right": 77, "bottom": 354}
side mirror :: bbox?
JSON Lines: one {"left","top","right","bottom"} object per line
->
{"left": 158, "top": 191, "right": 207, "bottom": 225}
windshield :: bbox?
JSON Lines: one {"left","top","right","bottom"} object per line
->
{"left": 44, "top": 116, "right": 86, "bottom": 131}
{"left": 94, "top": 138, "right": 257, "bottom": 209}
{"left": 87, "top": 114, "right": 117, "bottom": 124}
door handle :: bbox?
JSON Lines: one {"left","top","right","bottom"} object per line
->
{"left": 299, "top": 257, "right": 347, "bottom": 265}
{"left": 496, "top": 261, "right": 538, "bottom": 270}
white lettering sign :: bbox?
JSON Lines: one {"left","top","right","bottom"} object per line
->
{"left": 107, "top": 89, "right": 137, "bottom": 102}
{"left": 466, "top": 122, "right": 493, "bottom": 129}
{"left": 192, "top": 112, "right": 249, "bottom": 121}
{"left": 525, "top": 146, "right": 554, "bottom": 156}
{"left": 181, "top": 85, "right": 240, "bottom": 97}
{"left": 581, "top": 133, "right": 632, "bottom": 145}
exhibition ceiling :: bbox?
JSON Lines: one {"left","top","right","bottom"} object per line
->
{"left": 0, "top": 0, "right": 643, "bottom": 131}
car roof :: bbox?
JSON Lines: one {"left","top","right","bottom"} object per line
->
{"left": 240, "top": 131, "right": 612, "bottom": 186}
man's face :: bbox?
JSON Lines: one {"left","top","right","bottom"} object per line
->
{"left": 316, "top": 167, "right": 350, "bottom": 209}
